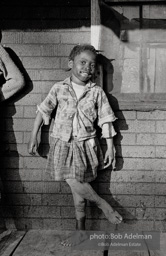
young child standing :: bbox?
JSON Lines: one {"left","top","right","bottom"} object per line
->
{"left": 28, "top": 44, "right": 122, "bottom": 233}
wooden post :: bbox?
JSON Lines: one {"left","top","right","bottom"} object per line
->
{"left": 91, "top": 0, "right": 101, "bottom": 50}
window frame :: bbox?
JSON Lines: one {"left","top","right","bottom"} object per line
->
{"left": 91, "top": 0, "right": 166, "bottom": 110}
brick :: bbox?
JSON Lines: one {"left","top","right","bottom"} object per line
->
{"left": 6, "top": 119, "right": 34, "bottom": 131}
{"left": 58, "top": 44, "right": 75, "bottom": 57}
{"left": 15, "top": 144, "right": 31, "bottom": 156}
{"left": 24, "top": 206, "right": 60, "bottom": 218}
{"left": 3, "top": 131, "right": 23, "bottom": 143}
{"left": 60, "top": 182, "right": 72, "bottom": 194}
{"left": 5, "top": 44, "right": 41, "bottom": 56}
{"left": 156, "top": 146, "right": 166, "bottom": 158}
{"left": 3, "top": 181, "right": 24, "bottom": 193}
{"left": 136, "top": 134, "right": 166, "bottom": 146}
{"left": 86, "top": 206, "right": 105, "bottom": 220}
{"left": 61, "top": 32, "right": 90, "bottom": 44}
{"left": 25, "top": 70, "right": 41, "bottom": 81}
{"left": 42, "top": 194, "right": 73, "bottom": 206}
{"left": 2, "top": 0, "right": 41, "bottom": 6}
{"left": 122, "top": 157, "right": 166, "bottom": 171}
{"left": 60, "top": 57, "right": 69, "bottom": 69}
{"left": 155, "top": 171, "right": 166, "bottom": 183}
{"left": 24, "top": 106, "right": 36, "bottom": 118}
{"left": 109, "top": 170, "right": 155, "bottom": 183}
{"left": 23, "top": 182, "right": 45, "bottom": 193}
{"left": 135, "top": 183, "right": 155, "bottom": 195}
{"left": 40, "top": 44, "right": 58, "bottom": 56}
{"left": 23, "top": 156, "right": 46, "bottom": 169}
{"left": 155, "top": 209, "right": 166, "bottom": 220}
{"left": 22, "top": 57, "right": 60, "bottom": 69}
{"left": 61, "top": 7, "right": 90, "bottom": 19}
{"left": 23, "top": 32, "right": 60, "bottom": 44}
{"left": 6, "top": 194, "right": 41, "bottom": 206}
{"left": 135, "top": 208, "right": 155, "bottom": 220}
{"left": 100, "top": 182, "right": 155, "bottom": 196}
{"left": 15, "top": 94, "right": 42, "bottom": 106}
{"left": 61, "top": 207, "right": 75, "bottom": 218}
{"left": 98, "top": 182, "right": 116, "bottom": 195}
{"left": 2, "top": 32, "right": 23, "bottom": 44}
{"left": 0, "top": 157, "right": 23, "bottom": 169}
{"left": 103, "top": 195, "right": 155, "bottom": 208}
{"left": 3, "top": 206, "right": 24, "bottom": 218}
{"left": 42, "top": 0, "right": 90, "bottom": 6}
{"left": 32, "top": 81, "right": 53, "bottom": 93}
{"left": 4, "top": 106, "right": 23, "bottom": 118}
{"left": 2, "top": 5, "right": 43, "bottom": 19}
{"left": 154, "top": 184, "right": 166, "bottom": 196}
{"left": 156, "top": 121, "right": 166, "bottom": 133}
{"left": 43, "top": 219, "right": 63, "bottom": 229}
{"left": 115, "top": 111, "right": 137, "bottom": 120}
{"left": 88, "top": 219, "right": 154, "bottom": 232}
{"left": 155, "top": 196, "right": 166, "bottom": 207}
{"left": 61, "top": 219, "right": 76, "bottom": 230}
{"left": 114, "top": 133, "right": 136, "bottom": 145}
{"left": 23, "top": 131, "right": 50, "bottom": 144}
{"left": 114, "top": 120, "right": 156, "bottom": 133}
{"left": 14, "top": 218, "right": 44, "bottom": 230}
{"left": 42, "top": 182, "right": 61, "bottom": 193}
{"left": 40, "top": 69, "right": 68, "bottom": 81}
{"left": 137, "top": 110, "right": 166, "bottom": 120}
{"left": 116, "top": 145, "right": 155, "bottom": 158}
{"left": 154, "top": 221, "right": 166, "bottom": 231}
{"left": 41, "top": 7, "right": 61, "bottom": 19}
{"left": 117, "top": 220, "right": 155, "bottom": 232}
{"left": 2, "top": 169, "right": 42, "bottom": 181}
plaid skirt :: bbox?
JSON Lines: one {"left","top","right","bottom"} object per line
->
{"left": 45, "top": 136, "right": 104, "bottom": 182}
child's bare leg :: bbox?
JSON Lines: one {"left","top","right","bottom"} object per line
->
{"left": 72, "top": 192, "right": 86, "bottom": 230}
{"left": 61, "top": 187, "right": 86, "bottom": 246}
{"left": 66, "top": 179, "right": 122, "bottom": 225}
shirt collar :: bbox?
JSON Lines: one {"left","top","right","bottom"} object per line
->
{"left": 63, "top": 77, "right": 96, "bottom": 89}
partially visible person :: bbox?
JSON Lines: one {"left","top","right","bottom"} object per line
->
{"left": 0, "top": 43, "right": 25, "bottom": 101}
{"left": 0, "top": 43, "right": 25, "bottom": 232}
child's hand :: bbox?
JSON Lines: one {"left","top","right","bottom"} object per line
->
{"left": 104, "top": 148, "right": 114, "bottom": 169}
{"left": 28, "top": 137, "right": 38, "bottom": 155}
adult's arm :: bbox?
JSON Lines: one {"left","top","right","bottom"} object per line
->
{"left": 0, "top": 44, "right": 25, "bottom": 101}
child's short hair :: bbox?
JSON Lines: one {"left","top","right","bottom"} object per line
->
{"left": 69, "top": 44, "right": 97, "bottom": 61}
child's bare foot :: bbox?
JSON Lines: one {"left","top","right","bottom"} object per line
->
{"left": 101, "top": 200, "right": 123, "bottom": 224}
{"left": 106, "top": 209, "right": 123, "bottom": 224}
{"left": 61, "top": 231, "right": 88, "bottom": 247}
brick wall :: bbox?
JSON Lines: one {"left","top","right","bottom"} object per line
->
{"left": 0, "top": 0, "right": 166, "bottom": 232}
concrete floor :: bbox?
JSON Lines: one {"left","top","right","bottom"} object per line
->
{"left": 0, "top": 230, "right": 165, "bottom": 256}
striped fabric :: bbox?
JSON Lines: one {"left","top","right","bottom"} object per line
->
{"left": 45, "top": 136, "right": 104, "bottom": 182}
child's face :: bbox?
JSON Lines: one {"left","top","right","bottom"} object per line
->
{"left": 68, "top": 50, "right": 96, "bottom": 85}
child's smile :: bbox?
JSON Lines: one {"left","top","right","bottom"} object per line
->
{"left": 68, "top": 50, "right": 96, "bottom": 85}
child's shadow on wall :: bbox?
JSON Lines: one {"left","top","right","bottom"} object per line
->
{"left": 0, "top": 44, "right": 33, "bottom": 230}
{"left": 89, "top": 54, "right": 137, "bottom": 229}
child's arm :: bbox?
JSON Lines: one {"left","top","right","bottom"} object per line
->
{"left": 96, "top": 88, "right": 117, "bottom": 169}
{"left": 104, "top": 137, "right": 114, "bottom": 169}
{"left": 0, "top": 44, "right": 25, "bottom": 101}
{"left": 28, "top": 111, "right": 43, "bottom": 155}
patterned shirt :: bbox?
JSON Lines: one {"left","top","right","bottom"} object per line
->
{"left": 37, "top": 77, "right": 117, "bottom": 142}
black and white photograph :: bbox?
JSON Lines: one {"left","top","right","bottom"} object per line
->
{"left": 0, "top": 0, "right": 166, "bottom": 255}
